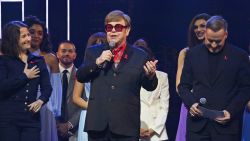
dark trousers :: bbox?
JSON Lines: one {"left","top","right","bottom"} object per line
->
{"left": 0, "top": 125, "right": 40, "bottom": 141}
{"left": 187, "top": 121, "right": 239, "bottom": 141}
{"left": 88, "top": 126, "right": 138, "bottom": 141}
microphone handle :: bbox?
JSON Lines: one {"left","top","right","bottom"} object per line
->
{"left": 102, "top": 48, "right": 113, "bottom": 69}
{"left": 102, "top": 60, "right": 109, "bottom": 69}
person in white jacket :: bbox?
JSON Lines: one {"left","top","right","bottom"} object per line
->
{"left": 134, "top": 39, "right": 170, "bottom": 141}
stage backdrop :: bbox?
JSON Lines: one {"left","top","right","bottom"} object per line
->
{"left": 1, "top": 0, "right": 250, "bottom": 140}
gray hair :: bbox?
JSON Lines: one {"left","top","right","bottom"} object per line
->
{"left": 206, "top": 16, "right": 228, "bottom": 32}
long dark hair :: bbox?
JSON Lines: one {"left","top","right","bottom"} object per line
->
{"left": 187, "top": 13, "right": 211, "bottom": 48}
{"left": 1, "top": 21, "right": 28, "bottom": 58}
{"left": 24, "top": 15, "right": 52, "bottom": 53}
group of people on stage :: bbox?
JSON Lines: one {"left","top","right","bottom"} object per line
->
{"left": 0, "top": 9, "right": 249, "bottom": 141}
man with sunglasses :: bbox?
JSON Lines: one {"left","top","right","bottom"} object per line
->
{"left": 76, "top": 10, "right": 158, "bottom": 141}
{"left": 178, "top": 16, "right": 250, "bottom": 141}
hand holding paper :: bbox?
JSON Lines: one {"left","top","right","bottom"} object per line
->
{"left": 197, "top": 97, "right": 225, "bottom": 120}
{"left": 214, "top": 110, "right": 230, "bottom": 124}
{"left": 198, "top": 106, "right": 225, "bottom": 120}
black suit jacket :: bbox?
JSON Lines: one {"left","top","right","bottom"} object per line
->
{"left": 76, "top": 44, "right": 158, "bottom": 137}
{"left": 178, "top": 43, "right": 250, "bottom": 134}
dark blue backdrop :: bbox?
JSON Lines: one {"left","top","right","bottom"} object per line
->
{"left": 2, "top": 1, "right": 250, "bottom": 140}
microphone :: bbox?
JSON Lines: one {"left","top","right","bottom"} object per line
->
{"left": 199, "top": 97, "right": 207, "bottom": 105}
{"left": 198, "top": 97, "right": 224, "bottom": 119}
{"left": 102, "top": 40, "right": 116, "bottom": 69}
{"left": 109, "top": 41, "right": 116, "bottom": 49}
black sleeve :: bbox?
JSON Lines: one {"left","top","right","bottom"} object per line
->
{"left": 226, "top": 52, "right": 250, "bottom": 118}
{"left": 141, "top": 52, "right": 158, "bottom": 91}
{"left": 76, "top": 47, "right": 101, "bottom": 83}
{"left": 38, "top": 58, "right": 52, "bottom": 103}
{"left": 178, "top": 51, "right": 197, "bottom": 108}
{"left": 141, "top": 73, "right": 158, "bottom": 91}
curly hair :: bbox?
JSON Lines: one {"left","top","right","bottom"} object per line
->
{"left": 24, "top": 15, "right": 52, "bottom": 53}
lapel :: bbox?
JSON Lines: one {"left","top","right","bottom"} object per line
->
{"left": 67, "top": 65, "right": 76, "bottom": 99}
{"left": 102, "top": 44, "right": 134, "bottom": 87}
{"left": 112, "top": 43, "right": 133, "bottom": 73}
{"left": 140, "top": 82, "right": 160, "bottom": 105}
{"left": 147, "top": 71, "right": 161, "bottom": 105}
{"left": 140, "top": 88, "right": 151, "bottom": 105}
{"left": 212, "top": 43, "right": 229, "bottom": 85}
{"left": 199, "top": 45, "right": 211, "bottom": 87}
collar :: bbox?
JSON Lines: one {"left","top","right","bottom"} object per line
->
{"left": 30, "top": 49, "right": 41, "bottom": 56}
{"left": 112, "top": 42, "right": 127, "bottom": 62}
{"left": 59, "top": 63, "right": 74, "bottom": 75}
{"left": 112, "top": 43, "right": 126, "bottom": 53}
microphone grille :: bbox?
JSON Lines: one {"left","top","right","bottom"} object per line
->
{"left": 109, "top": 41, "right": 116, "bottom": 49}
{"left": 199, "top": 98, "right": 207, "bottom": 105}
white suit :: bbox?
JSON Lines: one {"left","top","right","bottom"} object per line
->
{"left": 140, "top": 71, "right": 170, "bottom": 141}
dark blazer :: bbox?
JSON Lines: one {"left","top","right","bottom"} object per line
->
{"left": 76, "top": 44, "right": 158, "bottom": 137}
{"left": 178, "top": 43, "right": 250, "bottom": 134}
{"left": 0, "top": 54, "right": 52, "bottom": 127}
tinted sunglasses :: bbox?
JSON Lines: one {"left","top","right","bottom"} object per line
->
{"left": 105, "top": 24, "right": 128, "bottom": 32}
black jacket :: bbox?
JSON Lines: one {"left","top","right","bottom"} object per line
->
{"left": 0, "top": 54, "right": 52, "bottom": 127}
{"left": 77, "top": 44, "right": 158, "bottom": 137}
{"left": 178, "top": 43, "right": 250, "bottom": 134}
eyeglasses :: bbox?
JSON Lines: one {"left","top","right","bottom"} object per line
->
{"left": 105, "top": 24, "right": 127, "bottom": 32}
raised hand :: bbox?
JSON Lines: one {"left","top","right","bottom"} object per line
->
{"left": 143, "top": 60, "right": 158, "bottom": 79}
{"left": 96, "top": 50, "right": 113, "bottom": 65}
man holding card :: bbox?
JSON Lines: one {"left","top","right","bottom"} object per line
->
{"left": 178, "top": 16, "right": 250, "bottom": 141}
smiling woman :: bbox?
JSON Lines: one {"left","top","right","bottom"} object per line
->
{"left": 0, "top": 21, "right": 52, "bottom": 141}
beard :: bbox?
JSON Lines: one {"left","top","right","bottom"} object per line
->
{"left": 60, "top": 58, "right": 73, "bottom": 65}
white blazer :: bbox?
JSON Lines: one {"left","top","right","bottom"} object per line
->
{"left": 140, "top": 71, "right": 170, "bottom": 141}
